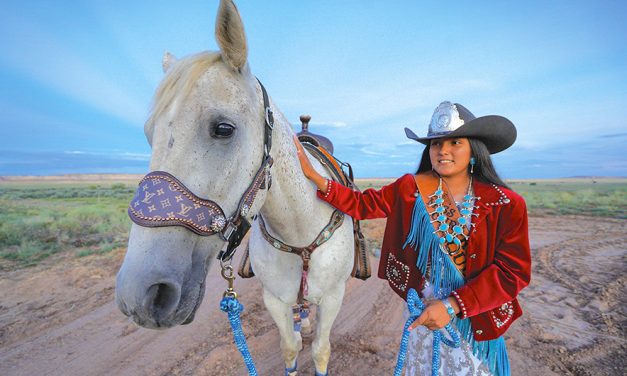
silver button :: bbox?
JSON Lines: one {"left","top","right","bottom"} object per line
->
{"left": 470, "top": 254, "right": 477, "bottom": 259}
{"left": 413, "top": 191, "right": 419, "bottom": 197}
{"left": 475, "top": 330, "right": 483, "bottom": 335}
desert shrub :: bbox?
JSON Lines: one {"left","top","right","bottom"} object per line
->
{"left": 0, "top": 187, "right": 132, "bottom": 266}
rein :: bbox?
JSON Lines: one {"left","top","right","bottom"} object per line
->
{"left": 219, "top": 265, "right": 258, "bottom": 375}
{"left": 394, "top": 288, "right": 461, "bottom": 376}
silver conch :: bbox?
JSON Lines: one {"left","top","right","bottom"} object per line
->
{"left": 427, "top": 101, "right": 465, "bottom": 136}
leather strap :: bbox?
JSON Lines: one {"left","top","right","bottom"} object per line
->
{"left": 258, "top": 209, "right": 345, "bottom": 304}
{"left": 258, "top": 210, "right": 345, "bottom": 258}
{"left": 414, "top": 172, "right": 440, "bottom": 212}
{"left": 217, "top": 155, "right": 273, "bottom": 261}
{"left": 301, "top": 143, "right": 347, "bottom": 186}
{"left": 216, "top": 79, "right": 275, "bottom": 261}
{"left": 257, "top": 79, "right": 273, "bottom": 162}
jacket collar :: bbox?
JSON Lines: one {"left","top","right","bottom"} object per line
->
{"left": 472, "top": 180, "right": 511, "bottom": 226}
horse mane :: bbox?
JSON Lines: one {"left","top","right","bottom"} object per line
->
{"left": 146, "top": 51, "right": 222, "bottom": 128}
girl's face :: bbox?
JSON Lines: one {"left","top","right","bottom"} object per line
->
{"left": 429, "top": 137, "right": 472, "bottom": 179}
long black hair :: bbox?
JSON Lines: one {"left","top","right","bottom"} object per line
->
{"left": 416, "top": 138, "right": 510, "bottom": 189}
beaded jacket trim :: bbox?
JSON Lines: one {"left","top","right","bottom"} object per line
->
{"left": 386, "top": 253, "right": 410, "bottom": 292}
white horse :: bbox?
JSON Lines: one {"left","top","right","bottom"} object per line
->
{"left": 115, "top": 1, "right": 354, "bottom": 374}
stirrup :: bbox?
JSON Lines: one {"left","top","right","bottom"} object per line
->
{"left": 285, "top": 361, "right": 297, "bottom": 376}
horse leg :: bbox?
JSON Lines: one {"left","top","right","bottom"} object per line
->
{"left": 263, "top": 289, "right": 302, "bottom": 374}
{"left": 312, "top": 284, "right": 345, "bottom": 376}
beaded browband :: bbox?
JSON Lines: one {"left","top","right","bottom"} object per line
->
{"left": 128, "top": 171, "right": 227, "bottom": 235}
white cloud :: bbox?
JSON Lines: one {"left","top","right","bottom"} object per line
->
{"left": 310, "top": 121, "right": 348, "bottom": 128}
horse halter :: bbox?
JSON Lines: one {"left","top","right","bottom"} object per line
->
{"left": 128, "top": 79, "right": 274, "bottom": 262}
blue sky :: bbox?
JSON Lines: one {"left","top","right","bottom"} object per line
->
{"left": 0, "top": 0, "right": 625, "bottom": 178}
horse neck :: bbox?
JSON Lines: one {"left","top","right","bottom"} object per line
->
{"left": 259, "top": 111, "right": 333, "bottom": 245}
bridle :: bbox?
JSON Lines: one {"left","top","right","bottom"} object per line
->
{"left": 128, "top": 79, "right": 274, "bottom": 262}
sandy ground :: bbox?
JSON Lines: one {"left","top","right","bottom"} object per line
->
{"left": 0, "top": 215, "right": 625, "bottom": 376}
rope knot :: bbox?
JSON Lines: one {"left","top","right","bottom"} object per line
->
{"left": 220, "top": 296, "right": 243, "bottom": 314}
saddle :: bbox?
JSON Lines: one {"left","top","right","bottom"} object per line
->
{"left": 238, "top": 115, "right": 371, "bottom": 281}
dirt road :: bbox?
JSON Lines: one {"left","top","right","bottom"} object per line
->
{"left": 0, "top": 215, "right": 625, "bottom": 375}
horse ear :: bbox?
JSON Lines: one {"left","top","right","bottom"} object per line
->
{"left": 162, "top": 51, "right": 177, "bottom": 73}
{"left": 215, "top": 0, "right": 248, "bottom": 71}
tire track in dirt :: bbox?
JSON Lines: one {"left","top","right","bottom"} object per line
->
{"left": 523, "top": 216, "right": 627, "bottom": 376}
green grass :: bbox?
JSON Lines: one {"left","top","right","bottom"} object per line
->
{"left": 0, "top": 182, "right": 135, "bottom": 200}
{"left": 0, "top": 182, "right": 134, "bottom": 267}
{"left": 509, "top": 179, "right": 626, "bottom": 218}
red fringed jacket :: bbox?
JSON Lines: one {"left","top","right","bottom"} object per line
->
{"left": 317, "top": 173, "right": 531, "bottom": 341}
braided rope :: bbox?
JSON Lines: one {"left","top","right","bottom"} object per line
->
{"left": 220, "top": 296, "right": 258, "bottom": 376}
{"left": 394, "top": 288, "right": 461, "bottom": 376}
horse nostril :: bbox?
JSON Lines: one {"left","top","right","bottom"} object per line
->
{"left": 143, "top": 281, "right": 181, "bottom": 321}
{"left": 116, "top": 295, "right": 130, "bottom": 317}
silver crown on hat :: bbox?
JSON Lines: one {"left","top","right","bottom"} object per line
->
{"left": 427, "top": 101, "right": 465, "bottom": 136}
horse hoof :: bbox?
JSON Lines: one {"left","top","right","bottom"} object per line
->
{"left": 314, "top": 371, "right": 328, "bottom": 376}
{"left": 285, "top": 361, "right": 297, "bottom": 376}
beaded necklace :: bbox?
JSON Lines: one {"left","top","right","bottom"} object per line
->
{"left": 428, "top": 176, "right": 475, "bottom": 254}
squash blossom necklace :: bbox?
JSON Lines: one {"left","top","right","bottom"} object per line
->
{"left": 429, "top": 176, "right": 475, "bottom": 254}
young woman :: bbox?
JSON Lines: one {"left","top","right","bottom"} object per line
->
{"left": 293, "top": 101, "right": 531, "bottom": 375}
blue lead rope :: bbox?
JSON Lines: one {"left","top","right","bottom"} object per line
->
{"left": 394, "top": 288, "right": 461, "bottom": 376}
{"left": 220, "top": 295, "right": 258, "bottom": 376}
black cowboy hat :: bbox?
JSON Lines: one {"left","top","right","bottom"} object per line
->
{"left": 405, "top": 101, "right": 517, "bottom": 154}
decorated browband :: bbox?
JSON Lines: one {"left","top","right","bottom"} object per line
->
{"left": 128, "top": 171, "right": 227, "bottom": 236}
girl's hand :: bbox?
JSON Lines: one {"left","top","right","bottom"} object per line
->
{"left": 408, "top": 300, "right": 453, "bottom": 331}
{"left": 292, "top": 135, "right": 328, "bottom": 191}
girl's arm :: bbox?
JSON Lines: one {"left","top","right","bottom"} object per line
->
{"left": 293, "top": 135, "right": 398, "bottom": 220}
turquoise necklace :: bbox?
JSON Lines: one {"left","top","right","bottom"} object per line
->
{"left": 428, "top": 176, "right": 475, "bottom": 252}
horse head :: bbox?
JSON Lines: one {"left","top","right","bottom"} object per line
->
{"left": 116, "top": 0, "right": 270, "bottom": 329}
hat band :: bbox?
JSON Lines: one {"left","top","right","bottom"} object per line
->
{"left": 428, "top": 130, "right": 456, "bottom": 137}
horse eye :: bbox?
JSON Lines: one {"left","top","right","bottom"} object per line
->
{"left": 212, "top": 123, "right": 235, "bottom": 138}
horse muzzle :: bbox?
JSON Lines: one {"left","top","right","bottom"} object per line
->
{"left": 116, "top": 271, "right": 205, "bottom": 329}
{"left": 115, "top": 225, "right": 213, "bottom": 328}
